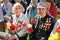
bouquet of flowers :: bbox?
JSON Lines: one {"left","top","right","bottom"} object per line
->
{"left": 5, "top": 17, "right": 27, "bottom": 35}
{"left": 27, "top": 24, "right": 33, "bottom": 40}
{"left": 48, "top": 26, "right": 60, "bottom": 40}
{"left": 26, "top": 19, "right": 36, "bottom": 40}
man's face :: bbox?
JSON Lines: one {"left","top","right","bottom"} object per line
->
{"left": 38, "top": 7, "right": 46, "bottom": 16}
{"left": 32, "top": 1, "right": 37, "bottom": 7}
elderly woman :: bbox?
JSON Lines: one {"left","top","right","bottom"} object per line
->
{"left": 6, "top": 3, "right": 29, "bottom": 40}
{"left": 14, "top": 0, "right": 28, "bottom": 13}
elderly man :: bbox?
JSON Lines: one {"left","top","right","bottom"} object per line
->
{"left": 33, "top": 2, "right": 55, "bottom": 40}
{"left": 26, "top": 0, "right": 38, "bottom": 20}
{"left": 1, "top": 0, "right": 12, "bottom": 21}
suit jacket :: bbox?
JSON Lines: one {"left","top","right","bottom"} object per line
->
{"left": 1, "top": 2, "right": 13, "bottom": 21}
{"left": 20, "top": 1, "right": 28, "bottom": 13}
{"left": 0, "top": 3, "right": 4, "bottom": 22}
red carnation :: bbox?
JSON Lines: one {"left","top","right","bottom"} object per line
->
{"left": 55, "top": 26, "right": 60, "bottom": 33}
{"left": 30, "top": 19, "right": 35, "bottom": 24}
{"left": 10, "top": 24, "right": 15, "bottom": 30}
{"left": 22, "top": 22, "right": 26, "bottom": 27}
{"left": 9, "top": 19, "right": 13, "bottom": 23}
{"left": 28, "top": 28, "right": 33, "bottom": 34}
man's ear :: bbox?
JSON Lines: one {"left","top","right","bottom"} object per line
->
{"left": 38, "top": 9, "right": 39, "bottom": 13}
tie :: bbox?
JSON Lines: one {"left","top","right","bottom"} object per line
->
{"left": 2, "top": 5, "right": 6, "bottom": 16}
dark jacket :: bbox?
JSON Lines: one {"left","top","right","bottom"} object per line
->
{"left": 31, "top": 14, "right": 55, "bottom": 40}
{"left": 20, "top": 1, "right": 28, "bottom": 13}
{"left": 26, "top": 0, "right": 31, "bottom": 6}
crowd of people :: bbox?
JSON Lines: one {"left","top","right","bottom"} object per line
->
{"left": 0, "top": 0, "right": 60, "bottom": 40}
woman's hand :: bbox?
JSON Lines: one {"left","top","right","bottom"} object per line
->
{"left": 6, "top": 34, "right": 16, "bottom": 40}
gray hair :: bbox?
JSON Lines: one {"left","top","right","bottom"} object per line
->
{"left": 12, "top": 2, "right": 25, "bottom": 13}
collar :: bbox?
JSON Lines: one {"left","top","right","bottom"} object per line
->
{"left": 40, "top": 13, "right": 46, "bottom": 18}
{"left": 15, "top": 13, "right": 23, "bottom": 18}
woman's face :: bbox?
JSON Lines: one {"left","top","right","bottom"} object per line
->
{"left": 14, "top": 5, "right": 22, "bottom": 16}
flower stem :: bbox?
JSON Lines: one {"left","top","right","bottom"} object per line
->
{"left": 27, "top": 34, "right": 30, "bottom": 40}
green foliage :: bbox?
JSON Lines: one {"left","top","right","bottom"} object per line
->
{"left": 57, "top": 9, "right": 60, "bottom": 19}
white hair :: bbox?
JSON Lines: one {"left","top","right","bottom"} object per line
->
{"left": 12, "top": 2, "right": 25, "bottom": 13}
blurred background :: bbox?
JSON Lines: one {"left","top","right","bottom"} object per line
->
{"left": 9, "top": 0, "right": 60, "bottom": 19}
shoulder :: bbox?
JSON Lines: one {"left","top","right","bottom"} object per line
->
{"left": 21, "top": 13, "right": 27, "bottom": 17}
{"left": 23, "top": 13, "right": 28, "bottom": 18}
{"left": 46, "top": 14, "right": 55, "bottom": 24}
{"left": 7, "top": 2, "right": 12, "bottom": 6}
{"left": 34, "top": 15, "right": 40, "bottom": 20}
{"left": 27, "top": 5, "right": 32, "bottom": 10}
{"left": 47, "top": 13, "right": 54, "bottom": 19}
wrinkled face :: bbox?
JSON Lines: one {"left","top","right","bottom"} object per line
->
{"left": 14, "top": 5, "right": 22, "bottom": 15}
{"left": 3, "top": 0, "right": 8, "bottom": 4}
{"left": 32, "top": 1, "right": 37, "bottom": 7}
{"left": 38, "top": 7, "right": 46, "bottom": 16}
